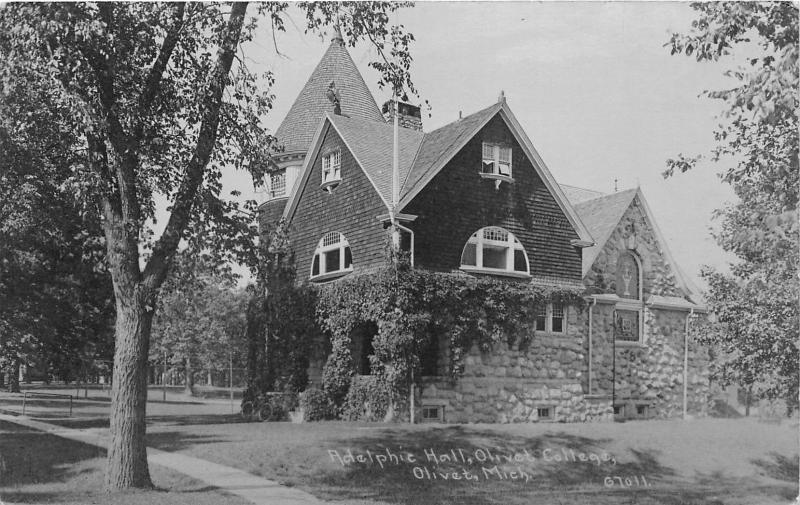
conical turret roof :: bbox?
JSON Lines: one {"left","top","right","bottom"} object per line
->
{"left": 273, "top": 33, "right": 384, "bottom": 156}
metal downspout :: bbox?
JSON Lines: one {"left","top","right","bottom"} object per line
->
{"left": 683, "top": 307, "right": 694, "bottom": 419}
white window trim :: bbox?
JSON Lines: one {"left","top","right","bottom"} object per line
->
{"left": 460, "top": 226, "right": 529, "bottom": 277}
{"left": 267, "top": 170, "right": 287, "bottom": 200}
{"left": 481, "top": 142, "right": 514, "bottom": 182}
{"left": 311, "top": 232, "right": 353, "bottom": 281}
{"left": 321, "top": 150, "right": 341, "bottom": 190}
{"left": 535, "top": 303, "right": 568, "bottom": 335}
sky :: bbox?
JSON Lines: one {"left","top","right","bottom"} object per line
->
{"left": 222, "top": 1, "right": 743, "bottom": 290}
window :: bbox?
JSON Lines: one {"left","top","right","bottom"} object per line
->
{"left": 614, "top": 252, "right": 644, "bottom": 343}
{"left": 535, "top": 303, "right": 567, "bottom": 334}
{"left": 613, "top": 405, "right": 623, "bottom": 416}
{"left": 460, "top": 227, "right": 529, "bottom": 276}
{"left": 636, "top": 404, "right": 649, "bottom": 418}
{"left": 268, "top": 170, "right": 286, "bottom": 199}
{"left": 536, "top": 406, "right": 554, "bottom": 420}
{"left": 311, "top": 232, "right": 353, "bottom": 280}
{"left": 322, "top": 150, "right": 341, "bottom": 186}
{"left": 421, "top": 405, "right": 444, "bottom": 423}
{"left": 482, "top": 142, "right": 512, "bottom": 177}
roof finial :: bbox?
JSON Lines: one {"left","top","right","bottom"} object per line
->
{"left": 331, "top": 22, "right": 344, "bottom": 45}
{"left": 498, "top": 90, "right": 506, "bottom": 103}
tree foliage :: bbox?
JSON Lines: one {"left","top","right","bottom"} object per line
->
{"left": 0, "top": 89, "right": 114, "bottom": 388}
{"left": 0, "top": 1, "right": 419, "bottom": 489}
{"left": 666, "top": 2, "right": 798, "bottom": 409}
{"left": 150, "top": 253, "right": 247, "bottom": 395}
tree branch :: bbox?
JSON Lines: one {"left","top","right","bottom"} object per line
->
{"left": 132, "top": 2, "right": 186, "bottom": 142}
{"left": 143, "top": 2, "right": 249, "bottom": 290}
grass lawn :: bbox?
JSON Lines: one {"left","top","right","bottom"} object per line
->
{"left": 145, "top": 417, "right": 799, "bottom": 505}
{"left": 0, "top": 420, "right": 249, "bottom": 505}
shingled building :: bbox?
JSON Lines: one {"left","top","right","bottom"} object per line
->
{"left": 258, "top": 31, "right": 710, "bottom": 423}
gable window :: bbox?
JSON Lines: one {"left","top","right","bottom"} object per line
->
{"left": 321, "top": 150, "right": 341, "bottom": 189}
{"left": 460, "top": 226, "right": 529, "bottom": 276}
{"left": 311, "top": 232, "right": 353, "bottom": 280}
{"left": 268, "top": 170, "right": 286, "bottom": 199}
{"left": 614, "top": 252, "right": 644, "bottom": 343}
{"left": 535, "top": 303, "right": 567, "bottom": 334}
{"left": 482, "top": 142, "right": 512, "bottom": 177}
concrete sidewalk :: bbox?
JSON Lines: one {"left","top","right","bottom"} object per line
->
{"left": 0, "top": 413, "right": 323, "bottom": 505}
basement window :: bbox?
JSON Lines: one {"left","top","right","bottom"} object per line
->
{"left": 536, "top": 406, "right": 554, "bottom": 420}
{"left": 636, "top": 404, "right": 649, "bottom": 418}
{"left": 421, "top": 405, "right": 444, "bottom": 423}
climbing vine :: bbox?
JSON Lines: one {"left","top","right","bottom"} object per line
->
{"left": 250, "top": 227, "right": 584, "bottom": 421}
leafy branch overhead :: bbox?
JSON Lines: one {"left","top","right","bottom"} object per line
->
{"left": 664, "top": 2, "right": 798, "bottom": 410}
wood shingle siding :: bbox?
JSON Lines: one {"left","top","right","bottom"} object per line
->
{"left": 404, "top": 115, "right": 582, "bottom": 281}
{"left": 288, "top": 125, "right": 388, "bottom": 278}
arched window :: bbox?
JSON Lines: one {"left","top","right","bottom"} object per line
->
{"left": 311, "top": 232, "right": 353, "bottom": 280}
{"left": 615, "top": 252, "right": 641, "bottom": 300}
{"left": 460, "top": 226, "right": 529, "bottom": 276}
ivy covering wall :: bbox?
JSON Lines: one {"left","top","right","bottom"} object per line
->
{"left": 249, "top": 226, "right": 584, "bottom": 421}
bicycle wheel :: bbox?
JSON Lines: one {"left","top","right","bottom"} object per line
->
{"left": 257, "top": 402, "right": 273, "bottom": 422}
{"left": 241, "top": 401, "right": 255, "bottom": 420}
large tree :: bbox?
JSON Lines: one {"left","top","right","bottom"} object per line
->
{"left": 0, "top": 2, "right": 417, "bottom": 489}
{"left": 665, "top": 2, "right": 798, "bottom": 410}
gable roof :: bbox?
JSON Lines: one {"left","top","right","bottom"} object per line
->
{"left": 282, "top": 101, "right": 595, "bottom": 247}
{"left": 569, "top": 186, "right": 700, "bottom": 297}
{"left": 400, "top": 103, "right": 503, "bottom": 199}
{"left": 329, "top": 114, "right": 425, "bottom": 206}
{"left": 560, "top": 184, "right": 606, "bottom": 205}
{"left": 571, "top": 189, "right": 638, "bottom": 274}
{"left": 273, "top": 36, "right": 384, "bottom": 156}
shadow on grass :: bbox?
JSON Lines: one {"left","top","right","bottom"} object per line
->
{"left": 273, "top": 425, "right": 795, "bottom": 505}
{"left": 751, "top": 452, "right": 800, "bottom": 482}
{"left": 0, "top": 420, "right": 104, "bottom": 488}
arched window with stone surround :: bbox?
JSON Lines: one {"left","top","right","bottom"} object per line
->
{"left": 615, "top": 252, "right": 641, "bottom": 300}
{"left": 459, "top": 226, "right": 529, "bottom": 276}
{"left": 310, "top": 232, "right": 353, "bottom": 280}
{"left": 615, "top": 251, "right": 643, "bottom": 343}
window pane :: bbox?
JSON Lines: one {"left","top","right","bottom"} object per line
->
{"left": 615, "top": 310, "right": 640, "bottom": 341}
{"left": 552, "top": 315, "right": 564, "bottom": 333}
{"left": 498, "top": 161, "right": 511, "bottom": 176}
{"left": 514, "top": 249, "right": 527, "bottom": 272}
{"left": 499, "top": 147, "right": 511, "bottom": 163}
{"left": 312, "top": 255, "right": 320, "bottom": 276}
{"left": 482, "top": 246, "right": 506, "bottom": 269}
{"left": 461, "top": 243, "right": 476, "bottom": 266}
{"left": 325, "top": 248, "right": 341, "bottom": 273}
{"left": 483, "top": 227, "right": 508, "bottom": 242}
{"left": 535, "top": 316, "right": 546, "bottom": 332}
{"left": 482, "top": 143, "right": 494, "bottom": 159}
{"left": 482, "top": 160, "right": 495, "bottom": 174}
{"left": 344, "top": 246, "right": 352, "bottom": 269}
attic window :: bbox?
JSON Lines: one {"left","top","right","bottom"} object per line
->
{"left": 481, "top": 142, "right": 512, "bottom": 178}
{"left": 268, "top": 170, "right": 286, "bottom": 199}
{"left": 311, "top": 232, "right": 353, "bottom": 281}
{"left": 321, "top": 150, "right": 341, "bottom": 191}
{"left": 460, "top": 226, "right": 529, "bottom": 277}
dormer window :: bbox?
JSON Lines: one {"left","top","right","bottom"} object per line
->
{"left": 460, "top": 226, "right": 529, "bottom": 277}
{"left": 482, "top": 142, "right": 512, "bottom": 177}
{"left": 311, "top": 232, "right": 353, "bottom": 281}
{"left": 268, "top": 170, "right": 287, "bottom": 199}
{"left": 321, "top": 150, "right": 341, "bottom": 191}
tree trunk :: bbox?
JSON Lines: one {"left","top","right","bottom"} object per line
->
{"left": 9, "top": 361, "right": 20, "bottom": 393}
{"left": 0, "top": 370, "right": 5, "bottom": 388}
{"left": 184, "top": 356, "right": 194, "bottom": 396}
{"left": 104, "top": 297, "right": 154, "bottom": 490}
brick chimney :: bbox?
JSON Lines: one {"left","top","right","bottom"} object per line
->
{"left": 382, "top": 100, "right": 423, "bottom": 131}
